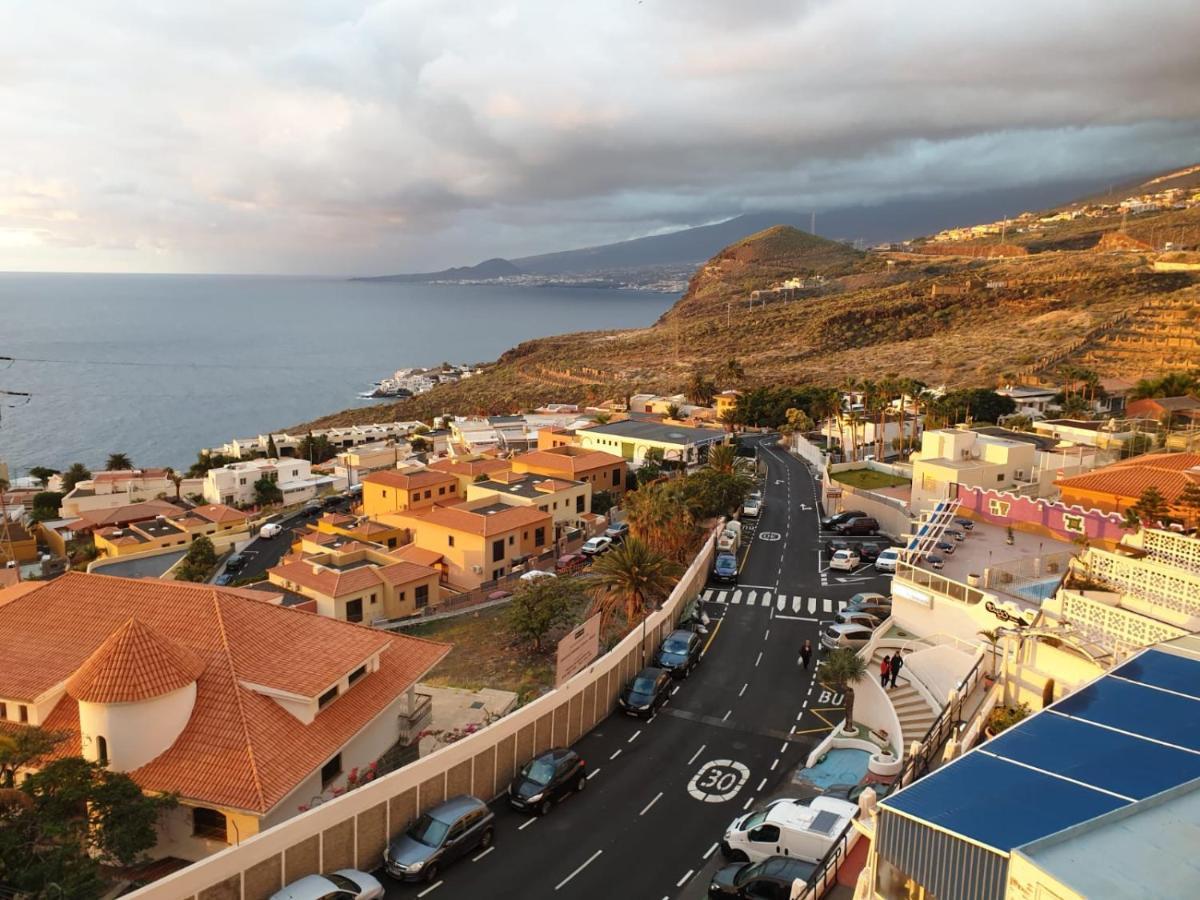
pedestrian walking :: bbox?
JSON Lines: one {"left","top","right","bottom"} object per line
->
{"left": 880, "top": 655, "right": 891, "bottom": 688}
{"left": 799, "top": 640, "right": 812, "bottom": 670}
{"left": 889, "top": 651, "right": 904, "bottom": 688}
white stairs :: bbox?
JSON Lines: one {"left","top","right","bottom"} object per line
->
{"left": 871, "top": 648, "right": 939, "bottom": 753}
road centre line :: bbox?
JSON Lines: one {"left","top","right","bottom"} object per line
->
{"left": 472, "top": 846, "right": 495, "bottom": 862}
{"left": 771, "top": 758, "right": 780, "bottom": 771}
{"left": 755, "top": 651, "right": 763, "bottom": 667}
{"left": 640, "top": 792, "right": 663, "bottom": 816}
{"left": 555, "top": 850, "right": 603, "bottom": 891}
{"left": 628, "top": 730, "right": 642, "bottom": 743}
{"left": 701, "top": 617, "right": 723, "bottom": 656}
{"left": 739, "top": 682, "right": 748, "bottom": 697}
{"left": 742, "top": 796, "right": 755, "bottom": 810}
{"left": 687, "top": 744, "right": 707, "bottom": 765}
{"left": 587, "top": 768, "right": 600, "bottom": 780}
{"left": 518, "top": 817, "right": 537, "bottom": 831}
{"left": 723, "top": 709, "right": 732, "bottom": 721}
{"left": 703, "top": 842, "right": 719, "bottom": 860}
{"left": 417, "top": 881, "right": 443, "bottom": 897}
{"left": 677, "top": 869, "right": 694, "bottom": 887}
{"left": 671, "top": 685, "right": 680, "bottom": 695}
{"left": 610, "top": 749, "right": 622, "bottom": 761}
{"left": 763, "top": 629, "right": 770, "bottom": 640}
{"left": 757, "top": 777, "right": 768, "bottom": 792}
{"left": 780, "top": 741, "right": 790, "bottom": 754}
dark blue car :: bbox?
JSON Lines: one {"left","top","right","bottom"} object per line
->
{"left": 712, "top": 552, "right": 738, "bottom": 584}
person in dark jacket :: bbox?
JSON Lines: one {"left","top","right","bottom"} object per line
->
{"left": 889, "top": 651, "right": 904, "bottom": 688}
{"left": 880, "top": 655, "right": 891, "bottom": 688}
{"left": 799, "top": 640, "right": 813, "bottom": 670}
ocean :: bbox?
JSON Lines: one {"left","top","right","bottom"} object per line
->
{"left": 0, "top": 274, "right": 674, "bottom": 474}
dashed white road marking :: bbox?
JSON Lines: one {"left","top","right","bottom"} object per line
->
{"left": 722, "top": 709, "right": 732, "bottom": 721}
{"left": 771, "top": 758, "right": 780, "bottom": 771}
{"left": 640, "top": 791, "right": 663, "bottom": 816}
{"left": 676, "top": 870, "right": 694, "bottom": 887}
{"left": 739, "top": 682, "right": 748, "bottom": 697}
{"left": 628, "top": 730, "right": 642, "bottom": 743}
{"left": 731, "top": 590, "right": 743, "bottom": 605}
{"left": 555, "top": 850, "right": 603, "bottom": 891}
{"left": 763, "top": 629, "right": 770, "bottom": 640}
{"left": 742, "top": 795, "right": 755, "bottom": 810}
{"left": 417, "top": 881, "right": 443, "bottom": 897}
{"left": 754, "top": 651, "right": 763, "bottom": 667}
{"left": 610, "top": 749, "right": 622, "bottom": 761}
{"left": 808, "top": 597, "right": 818, "bottom": 613}
{"left": 822, "top": 598, "right": 833, "bottom": 612}
{"left": 747, "top": 590, "right": 758, "bottom": 606}
{"left": 760, "top": 592, "right": 772, "bottom": 607}
{"left": 587, "top": 768, "right": 600, "bottom": 780}
{"left": 687, "top": 744, "right": 707, "bottom": 765}
{"left": 756, "top": 777, "right": 768, "bottom": 792}
{"left": 518, "top": 817, "right": 537, "bottom": 831}
{"left": 792, "top": 596, "right": 802, "bottom": 612}
{"left": 703, "top": 843, "right": 719, "bottom": 860}
{"left": 473, "top": 846, "right": 495, "bottom": 862}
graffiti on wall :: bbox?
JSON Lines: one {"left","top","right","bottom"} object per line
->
{"left": 959, "top": 485, "right": 1126, "bottom": 546}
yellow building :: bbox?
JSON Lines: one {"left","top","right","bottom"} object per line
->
{"left": 428, "top": 455, "right": 513, "bottom": 495}
{"left": 268, "top": 543, "right": 440, "bottom": 622}
{"left": 466, "top": 471, "right": 591, "bottom": 531}
{"left": 511, "top": 445, "right": 627, "bottom": 497}
{"left": 362, "top": 467, "right": 459, "bottom": 517}
{"left": 382, "top": 498, "right": 553, "bottom": 590}
{"left": 714, "top": 390, "right": 741, "bottom": 419}
{"left": 307, "top": 512, "right": 408, "bottom": 550}
{"left": 93, "top": 504, "right": 250, "bottom": 558}
{"left": 0, "top": 521, "right": 38, "bottom": 565}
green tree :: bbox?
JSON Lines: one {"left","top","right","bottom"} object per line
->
{"left": 779, "top": 407, "right": 815, "bottom": 437}
{"left": 186, "top": 451, "right": 236, "bottom": 478}
{"left": 297, "top": 432, "right": 337, "bottom": 464}
{"left": 1177, "top": 481, "right": 1200, "bottom": 527}
{"left": 0, "top": 757, "right": 176, "bottom": 895}
{"left": 253, "top": 477, "right": 283, "bottom": 507}
{"left": 820, "top": 648, "right": 868, "bottom": 733}
{"left": 624, "top": 480, "right": 697, "bottom": 561}
{"left": 0, "top": 727, "right": 63, "bottom": 788}
{"left": 1005, "top": 414, "right": 1034, "bottom": 432}
{"left": 176, "top": 535, "right": 218, "bottom": 582}
{"left": 1128, "top": 371, "right": 1200, "bottom": 400}
{"left": 978, "top": 628, "right": 1004, "bottom": 678}
{"left": 592, "top": 490, "right": 616, "bottom": 518}
{"left": 1129, "top": 485, "right": 1169, "bottom": 526}
{"left": 685, "top": 370, "right": 717, "bottom": 406}
{"left": 266, "top": 434, "right": 279, "bottom": 458}
{"left": 665, "top": 403, "right": 683, "bottom": 420}
{"left": 636, "top": 447, "right": 665, "bottom": 486}
{"left": 60, "top": 462, "right": 92, "bottom": 493}
{"left": 583, "top": 538, "right": 682, "bottom": 629}
{"left": 409, "top": 436, "right": 431, "bottom": 453}
{"left": 931, "top": 388, "right": 1017, "bottom": 425}
{"left": 507, "top": 577, "right": 586, "bottom": 651}
{"left": 163, "top": 467, "right": 183, "bottom": 501}
{"left": 30, "top": 491, "right": 65, "bottom": 522}
{"left": 28, "top": 466, "right": 59, "bottom": 487}
{"left": 1121, "top": 432, "right": 1155, "bottom": 459}
{"left": 104, "top": 453, "right": 133, "bottom": 471}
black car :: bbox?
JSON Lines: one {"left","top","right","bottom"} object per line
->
{"left": 856, "top": 541, "right": 886, "bottom": 563}
{"left": 709, "top": 856, "right": 816, "bottom": 898}
{"left": 384, "top": 795, "right": 494, "bottom": 883}
{"left": 508, "top": 748, "right": 587, "bottom": 816}
{"left": 654, "top": 629, "right": 703, "bottom": 678}
{"left": 953, "top": 518, "right": 975, "bottom": 532}
{"left": 618, "top": 667, "right": 672, "bottom": 717}
{"left": 824, "top": 537, "right": 853, "bottom": 557}
{"left": 836, "top": 516, "right": 879, "bottom": 536}
{"left": 824, "top": 781, "right": 896, "bottom": 806}
{"left": 821, "top": 510, "right": 866, "bottom": 530}
{"left": 224, "top": 553, "right": 247, "bottom": 573}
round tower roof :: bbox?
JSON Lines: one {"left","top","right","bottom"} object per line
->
{"left": 66, "top": 617, "right": 204, "bottom": 704}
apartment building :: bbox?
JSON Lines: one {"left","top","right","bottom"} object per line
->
{"left": 362, "top": 467, "right": 459, "bottom": 517}
{"left": 58, "top": 468, "right": 203, "bottom": 518}
{"left": 202, "top": 458, "right": 330, "bottom": 507}
{"left": 466, "top": 470, "right": 591, "bottom": 531}
{"left": 427, "top": 455, "right": 513, "bottom": 496}
{"left": 92, "top": 504, "right": 250, "bottom": 558}
{"left": 511, "top": 445, "right": 627, "bottom": 496}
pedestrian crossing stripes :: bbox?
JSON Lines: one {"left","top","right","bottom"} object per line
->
{"left": 703, "top": 590, "right": 847, "bottom": 612}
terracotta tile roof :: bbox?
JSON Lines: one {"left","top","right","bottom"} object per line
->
{"left": 514, "top": 447, "right": 624, "bottom": 476}
{"left": 92, "top": 468, "right": 168, "bottom": 483}
{"left": 1055, "top": 452, "right": 1200, "bottom": 504}
{"left": 390, "top": 545, "right": 444, "bottom": 567}
{"left": 66, "top": 618, "right": 205, "bottom": 703}
{"left": 269, "top": 558, "right": 383, "bottom": 598}
{"left": 67, "top": 500, "right": 185, "bottom": 531}
{"left": 429, "top": 457, "right": 511, "bottom": 478}
{"left": 364, "top": 468, "right": 456, "bottom": 490}
{"left": 188, "top": 503, "right": 250, "bottom": 525}
{"left": 376, "top": 561, "right": 438, "bottom": 586}
{"left": 407, "top": 502, "right": 551, "bottom": 536}
{"left": 0, "top": 572, "right": 449, "bottom": 813}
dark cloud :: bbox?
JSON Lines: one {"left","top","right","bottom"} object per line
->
{"left": 0, "top": 0, "right": 1197, "bottom": 273}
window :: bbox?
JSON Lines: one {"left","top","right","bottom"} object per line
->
{"left": 238, "top": 477, "right": 246, "bottom": 486}
{"left": 535, "top": 527, "right": 545, "bottom": 547}
{"left": 369, "top": 592, "right": 378, "bottom": 605}
{"left": 508, "top": 535, "right": 515, "bottom": 546}
{"left": 18, "top": 705, "right": 27, "bottom": 724}
{"left": 0, "top": 702, "right": 6, "bottom": 719}
{"left": 349, "top": 664, "right": 367, "bottom": 685}
{"left": 321, "top": 754, "right": 342, "bottom": 788}
{"left": 97, "top": 736, "right": 108, "bottom": 767}
{"left": 399, "top": 590, "right": 406, "bottom": 601}
{"left": 424, "top": 490, "right": 432, "bottom": 499}
{"left": 449, "top": 483, "right": 456, "bottom": 493}
{"left": 318, "top": 685, "right": 339, "bottom": 708}
{"left": 613, "top": 468, "right": 621, "bottom": 486}
{"left": 415, "top": 585, "right": 429, "bottom": 608}
{"left": 448, "top": 534, "right": 455, "bottom": 547}
{"left": 492, "top": 567, "right": 504, "bottom": 581}
{"left": 539, "top": 505, "right": 548, "bottom": 513}
{"left": 438, "top": 486, "right": 446, "bottom": 495}
{"left": 997, "top": 473, "right": 1005, "bottom": 482}
{"left": 492, "top": 539, "right": 505, "bottom": 562}
{"left": 748, "top": 824, "right": 780, "bottom": 843}
{"left": 411, "top": 492, "right": 420, "bottom": 504}
{"left": 345, "top": 598, "right": 363, "bottom": 623}
{"left": 381, "top": 489, "right": 388, "bottom": 498}
{"left": 193, "top": 807, "right": 228, "bottom": 842}
{"left": 576, "top": 495, "right": 585, "bottom": 513}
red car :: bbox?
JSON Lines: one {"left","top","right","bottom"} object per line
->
{"left": 555, "top": 553, "right": 588, "bottom": 574}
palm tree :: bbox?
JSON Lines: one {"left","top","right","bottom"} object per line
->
{"left": 665, "top": 403, "right": 683, "bottom": 421}
{"left": 623, "top": 485, "right": 696, "bottom": 562}
{"left": 60, "top": 462, "right": 92, "bottom": 492}
{"left": 163, "top": 467, "right": 184, "bottom": 502}
{"left": 978, "top": 628, "right": 1004, "bottom": 678}
{"left": 583, "top": 538, "right": 682, "bottom": 630}
{"left": 707, "top": 443, "right": 748, "bottom": 476}
{"left": 105, "top": 452, "right": 133, "bottom": 471}
{"left": 820, "top": 648, "right": 868, "bottom": 734}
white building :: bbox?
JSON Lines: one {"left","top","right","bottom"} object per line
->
{"left": 996, "top": 385, "right": 1060, "bottom": 419}
{"left": 210, "top": 422, "right": 425, "bottom": 460}
{"left": 202, "top": 458, "right": 331, "bottom": 507}
{"left": 58, "top": 468, "right": 204, "bottom": 518}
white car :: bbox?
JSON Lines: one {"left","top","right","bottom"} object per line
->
{"left": 581, "top": 536, "right": 613, "bottom": 556}
{"left": 828, "top": 548, "right": 861, "bottom": 571}
{"left": 259, "top": 522, "right": 283, "bottom": 539}
{"left": 519, "top": 568, "right": 556, "bottom": 582}
{"left": 742, "top": 497, "right": 762, "bottom": 518}
{"left": 270, "top": 869, "right": 383, "bottom": 900}
{"left": 821, "top": 622, "right": 875, "bottom": 651}
{"left": 722, "top": 796, "right": 859, "bottom": 864}
{"left": 873, "top": 548, "right": 902, "bottom": 573}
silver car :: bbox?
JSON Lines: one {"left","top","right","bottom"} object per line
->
{"left": 384, "top": 795, "right": 495, "bottom": 883}
{"left": 821, "top": 622, "right": 875, "bottom": 651}
{"left": 270, "top": 870, "right": 383, "bottom": 900}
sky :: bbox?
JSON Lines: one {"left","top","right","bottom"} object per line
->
{"left": 1, "top": 0, "right": 1198, "bottom": 276}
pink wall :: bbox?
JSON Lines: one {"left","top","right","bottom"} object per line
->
{"left": 956, "top": 485, "right": 1126, "bottom": 547}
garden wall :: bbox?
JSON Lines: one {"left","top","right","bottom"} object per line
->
{"left": 127, "top": 530, "right": 718, "bottom": 900}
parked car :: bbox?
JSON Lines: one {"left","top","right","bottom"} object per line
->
{"left": 820, "top": 622, "right": 875, "bottom": 651}
{"left": 213, "top": 573, "right": 235, "bottom": 586}
{"left": 303, "top": 500, "right": 322, "bottom": 516}
{"left": 935, "top": 540, "right": 955, "bottom": 555}
{"left": 224, "top": 553, "right": 247, "bottom": 573}
{"left": 742, "top": 497, "right": 762, "bottom": 518}
{"left": 507, "top": 748, "right": 587, "bottom": 816}
{"left": 926, "top": 553, "right": 945, "bottom": 570}
{"left": 717, "top": 524, "right": 741, "bottom": 553}
{"left": 953, "top": 518, "right": 975, "bottom": 532}
{"left": 828, "top": 548, "right": 861, "bottom": 572}
{"left": 708, "top": 857, "right": 817, "bottom": 898}
{"left": 824, "top": 781, "right": 896, "bottom": 806}
{"left": 835, "top": 610, "right": 884, "bottom": 629}
{"left": 856, "top": 541, "right": 886, "bottom": 563}
{"left": 604, "top": 521, "right": 630, "bottom": 542}
{"left": 618, "top": 667, "right": 672, "bottom": 717}
{"left": 655, "top": 629, "right": 703, "bottom": 678}
{"left": 555, "top": 552, "right": 588, "bottom": 574}
{"left": 721, "top": 796, "right": 859, "bottom": 864}
{"left": 943, "top": 528, "right": 965, "bottom": 542}
{"left": 712, "top": 552, "right": 739, "bottom": 584}
{"left": 259, "top": 522, "right": 283, "bottom": 539}
{"left": 270, "top": 870, "right": 383, "bottom": 900}
{"left": 581, "top": 536, "right": 613, "bottom": 556}
{"left": 835, "top": 516, "right": 879, "bottom": 536}
{"left": 846, "top": 592, "right": 889, "bottom": 609}
{"left": 383, "top": 795, "right": 495, "bottom": 883}
{"left": 519, "top": 568, "right": 555, "bottom": 582}
{"left": 821, "top": 510, "right": 866, "bottom": 530}
{"left": 824, "top": 538, "right": 853, "bottom": 557}
{"left": 873, "top": 548, "right": 902, "bottom": 573}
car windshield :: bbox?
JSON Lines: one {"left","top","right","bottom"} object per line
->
{"left": 522, "top": 758, "right": 556, "bottom": 786}
{"left": 325, "top": 874, "right": 359, "bottom": 892}
{"left": 631, "top": 675, "right": 657, "bottom": 694}
{"left": 741, "top": 810, "right": 767, "bottom": 830}
{"left": 735, "top": 860, "right": 769, "bottom": 886}
{"left": 663, "top": 636, "right": 690, "bottom": 653}
{"left": 408, "top": 813, "right": 450, "bottom": 847}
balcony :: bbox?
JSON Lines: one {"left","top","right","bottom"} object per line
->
{"left": 398, "top": 691, "right": 433, "bottom": 744}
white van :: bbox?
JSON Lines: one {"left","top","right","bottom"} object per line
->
{"left": 259, "top": 522, "right": 283, "bottom": 539}
{"left": 874, "top": 547, "right": 902, "bottom": 573}
{"left": 721, "top": 796, "right": 859, "bottom": 864}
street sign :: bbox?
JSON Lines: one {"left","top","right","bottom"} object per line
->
{"left": 555, "top": 613, "right": 601, "bottom": 686}
{"left": 826, "top": 488, "right": 842, "bottom": 499}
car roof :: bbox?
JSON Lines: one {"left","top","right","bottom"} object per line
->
{"left": 759, "top": 856, "right": 817, "bottom": 879}
{"left": 636, "top": 666, "right": 664, "bottom": 678}
{"left": 716, "top": 552, "right": 737, "bottom": 562}
{"left": 274, "top": 874, "right": 337, "bottom": 899}
{"left": 534, "top": 747, "right": 577, "bottom": 763}
{"left": 830, "top": 623, "right": 873, "bottom": 635}
{"left": 428, "top": 794, "right": 485, "bottom": 820}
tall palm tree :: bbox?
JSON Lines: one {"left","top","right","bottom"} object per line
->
{"left": 820, "top": 648, "right": 868, "bottom": 733}
{"left": 163, "top": 467, "right": 184, "bottom": 502}
{"left": 978, "top": 628, "right": 1004, "bottom": 678}
{"left": 583, "top": 538, "right": 682, "bottom": 629}
{"left": 707, "top": 443, "right": 747, "bottom": 476}
{"left": 105, "top": 452, "right": 133, "bottom": 471}
{"left": 623, "top": 483, "right": 696, "bottom": 561}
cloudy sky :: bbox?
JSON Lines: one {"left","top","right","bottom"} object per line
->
{"left": 2, "top": 0, "right": 1198, "bottom": 275}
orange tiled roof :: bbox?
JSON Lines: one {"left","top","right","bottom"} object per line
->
{"left": 406, "top": 502, "right": 551, "bottom": 536}
{"left": 364, "top": 468, "right": 456, "bottom": 490}
{"left": 429, "top": 457, "right": 511, "bottom": 478}
{"left": 0, "top": 572, "right": 449, "bottom": 814}
{"left": 376, "top": 561, "right": 438, "bottom": 586}
{"left": 269, "top": 558, "right": 382, "bottom": 597}
{"left": 66, "top": 618, "right": 205, "bottom": 703}
{"left": 67, "top": 500, "right": 184, "bottom": 531}
{"left": 1055, "top": 452, "right": 1200, "bottom": 504}
{"left": 514, "top": 447, "right": 624, "bottom": 476}
{"left": 189, "top": 503, "right": 250, "bottom": 525}
{"left": 390, "top": 545, "right": 444, "bottom": 567}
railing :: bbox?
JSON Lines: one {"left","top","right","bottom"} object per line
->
{"left": 895, "top": 652, "right": 986, "bottom": 788}
{"left": 798, "top": 817, "right": 858, "bottom": 900}
{"left": 895, "top": 563, "right": 988, "bottom": 606}
{"left": 397, "top": 692, "right": 433, "bottom": 743}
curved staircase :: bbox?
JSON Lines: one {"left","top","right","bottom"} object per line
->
{"left": 870, "top": 647, "right": 939, "bottom": 752}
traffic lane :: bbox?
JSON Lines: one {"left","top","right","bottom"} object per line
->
{"left": 234, "top": 503, "right": 344, "bottom": 580}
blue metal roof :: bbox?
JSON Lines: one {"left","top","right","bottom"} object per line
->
{"left": 882, "top": 645, "right": 1200, "bottom": 853}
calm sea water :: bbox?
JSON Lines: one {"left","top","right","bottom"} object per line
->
{"left": 0, "top": 274, "right": 673, "bottom": 473}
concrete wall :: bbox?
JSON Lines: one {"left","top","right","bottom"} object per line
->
{"left": 127, "top": 530, "right": 717, "bottom": 900}
{"left": 956, "top": 485, "right": 1126, "bottom": 548}
{"left": 821, "top": 471, "right": 914, "bottom": 542}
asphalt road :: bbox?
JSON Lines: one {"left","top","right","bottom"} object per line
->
{"left": 378, "top": 435, "right": 893, "bottom": 899}
{"left": 226, "top": 496, "right": 354, "bottom": 582}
